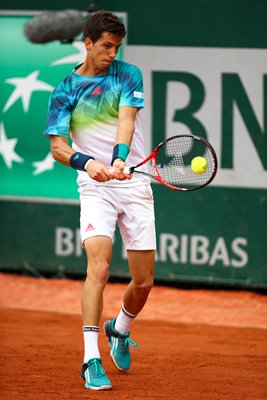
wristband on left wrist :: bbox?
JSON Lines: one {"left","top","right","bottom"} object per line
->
{"left": 111, "top": 143, "right": 130, "bottom": 165}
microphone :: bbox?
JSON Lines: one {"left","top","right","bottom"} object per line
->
{"left": 24, "top": 9, "right": 86, "bottom": 44}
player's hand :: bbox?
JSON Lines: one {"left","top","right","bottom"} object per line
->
{"left": 86, "top": 160, "right": 114, "bottom": 182}
{"left": 112, "top": 159, "right": 132, "bottom": 180}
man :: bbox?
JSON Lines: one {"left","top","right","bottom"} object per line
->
{"left": 44, "top": 11, "right": 156, "bottom": 391}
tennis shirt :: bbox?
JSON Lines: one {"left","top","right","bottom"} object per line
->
{"left": 44, "top": 60, "right": 149, "bottom": 187}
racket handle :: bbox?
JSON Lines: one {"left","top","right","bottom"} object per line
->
{"left": 109, "top": 166, "right": 131, "bottom": 174}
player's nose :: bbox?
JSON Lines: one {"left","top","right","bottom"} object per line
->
{"left": 109, "top": 48, "right": 117, "bottom": 59}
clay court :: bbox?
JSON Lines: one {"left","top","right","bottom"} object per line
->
{"left": 1, "top": 272, "right": 267, "bottom": 400}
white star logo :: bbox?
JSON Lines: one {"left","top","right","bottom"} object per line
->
{"left": 3, "top": 70, "right": 54, "bottom": 113}
{"left": 33, "top": 152, "right": 55, "bottom": 175}
{"left": 51, "top": 41, "right": 86, "bottom": 66}
{"left": 0, "top": 123, "right": 24, "bottom": 168}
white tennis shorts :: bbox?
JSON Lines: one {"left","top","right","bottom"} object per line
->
{"left": 79, "top": 183, "right": 156, "bottom": 250}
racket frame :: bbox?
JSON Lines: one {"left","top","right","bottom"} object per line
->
{"left": 130, "top": 135, "right": 218, "bottom": 191}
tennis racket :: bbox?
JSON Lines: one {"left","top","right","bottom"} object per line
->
{"left": 124, "top": 135, "right": 217, "bottom": 191}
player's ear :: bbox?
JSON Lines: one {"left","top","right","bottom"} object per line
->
{"left": 84, "top": 37, "right": 93, "bottom": 50}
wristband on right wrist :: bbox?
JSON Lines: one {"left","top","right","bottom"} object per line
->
{"left": 70, "top": 152, "right": 95, "bottom": 171}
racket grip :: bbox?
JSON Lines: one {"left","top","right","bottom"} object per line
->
{"left": 109, "top": 166, "right": 131, "bottom": 174}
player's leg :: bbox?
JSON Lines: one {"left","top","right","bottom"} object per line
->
{"left": 106, "top": 254, "right": 153, "bottom": 339}
{"left": 121, "top": 183, "right": 156, "bottom": 317}
{"left": 79, "top": 185, "right": 117, "bottom": 390}
{"left": 114, "top": 250, "right": 154, "bottom": 343}
{"left": 82, "top": 236, "right": 112, "bottom": 327}
{"left": 104, "top": 184, "right": 156, "bottom": 371}
{"left": 104, "top": 250, "right": 155, "bottom": 371}
{"left": 122, "top": 249, "right": 155, "bottom": 316}
{"left": 81, "top": 236, "right": 113, "bottom": 390}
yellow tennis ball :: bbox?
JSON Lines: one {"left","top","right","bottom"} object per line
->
{"left": 191, "top": 156, "right": 207, "bottom": 174}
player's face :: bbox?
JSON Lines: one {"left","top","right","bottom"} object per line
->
{"left": 85, "top": 32, "right": 122, "bottom": 74}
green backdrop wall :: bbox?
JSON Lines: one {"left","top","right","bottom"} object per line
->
{"left": 0, "top": 1, "right": 266, "bottom": 288}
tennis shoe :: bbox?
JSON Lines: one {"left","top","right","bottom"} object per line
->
{"left": 104, "top": 318, "right": 139, "bottom": 371}
{"left": 80, "top": 358, "right": 112, "bottom": 390}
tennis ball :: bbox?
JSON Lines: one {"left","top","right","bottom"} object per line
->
{"left": 191, "top": 156, "right": 207, "bottom": 174}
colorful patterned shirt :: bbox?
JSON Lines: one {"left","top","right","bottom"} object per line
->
{"left": 44, "top": 60, "right": 149, "bottom": 186}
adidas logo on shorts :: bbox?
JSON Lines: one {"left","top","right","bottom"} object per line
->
{"left": 86, "top": 223, "right": 95, "bottom": 232}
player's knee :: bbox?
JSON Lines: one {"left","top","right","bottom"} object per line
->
{"left": 86, "top": 262, "right": 110, "bottom": 285}
{"left": 133, "top": 277, "right": 154, "bottom": 294}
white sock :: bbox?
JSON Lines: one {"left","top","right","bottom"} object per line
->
{"left": 82, "top": 326, "right": 100, "bottom": 363}
{"left": 114, "top": 305, "right": 136, "bottom": 335}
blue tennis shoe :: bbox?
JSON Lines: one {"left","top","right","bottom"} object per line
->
{"left": 104, "top": 318, "right": 139, "bottom": 371}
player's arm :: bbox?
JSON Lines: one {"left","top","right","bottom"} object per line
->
{"left": 111, "top": 106, "right": 138, "bottom": 180}
{"left": 50, "top": 135, "right": 114, "bottom": 182}
{"left": 50, "top": 135, "right": 74, "bottom": 166}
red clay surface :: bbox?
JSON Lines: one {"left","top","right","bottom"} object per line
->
{"left": 1, "top": 272, "right": 267, "bottom": 399}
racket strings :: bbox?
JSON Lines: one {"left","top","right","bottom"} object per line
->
{"left": 155, "top": 136, "right": 216, "bottom": 190}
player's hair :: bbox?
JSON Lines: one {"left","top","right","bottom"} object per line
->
{"left": 83, "top": 11, "right": 126, "bottom": 42}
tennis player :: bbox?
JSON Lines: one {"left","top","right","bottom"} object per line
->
{"left": 44, "top": 11, "right": 156, "bottom": 391}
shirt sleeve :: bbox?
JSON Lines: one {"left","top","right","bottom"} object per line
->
{"left": 43, "top": 81, "right": 72, "bottom": 138}
{"left": 119, "top": 64, "right": 144, "bottom": 109}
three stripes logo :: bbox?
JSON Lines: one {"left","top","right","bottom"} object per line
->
{"left": 86, "top": 223, "right": 95, "bottom": 232}
{"left": 91, "top": 87, "right": 102, "bottom": 96}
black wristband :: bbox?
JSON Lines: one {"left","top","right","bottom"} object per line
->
{"left": 70, "top": 152, "right": 95, "bottom": 171}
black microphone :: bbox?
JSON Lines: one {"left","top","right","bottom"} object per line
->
{"left": 24, "top": 9, "right": 86, "bottom": 44}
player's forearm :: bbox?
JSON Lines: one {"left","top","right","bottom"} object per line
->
{"left": 115, "top": 120, "right": 135, "bottom": 145}
{"left": 112, "top": 109, "right": 137, "bottom": 167}
{"left": 116, "top": 106, "right": 137, "bottom": 145}
{"left": 50, "top": 136, "right": 75, "bottom": 166}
